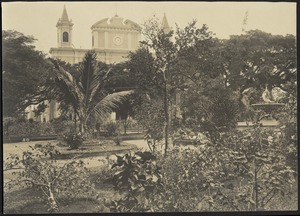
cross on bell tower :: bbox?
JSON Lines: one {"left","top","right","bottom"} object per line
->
{"left": 56, "top": 5, "right": 73, "bottom": 48}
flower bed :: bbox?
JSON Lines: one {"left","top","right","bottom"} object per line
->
{"left": 54, "top": 140, "right": 137, "bottom": 159}
{"left": 173, "top": 128, "right": 210, "bottom": 146}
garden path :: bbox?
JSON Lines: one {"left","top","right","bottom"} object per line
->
{"left": 3, "top": 139, "right": 150, "bottom": 169}
{"left": 3, "top": 139, "right": 147, "bottom": 184}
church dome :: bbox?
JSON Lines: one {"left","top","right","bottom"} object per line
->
{"left": 91, "top": 15, "right": 141, "bottom": 31}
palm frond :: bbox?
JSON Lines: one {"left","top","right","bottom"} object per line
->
{"left": 89, "top": 67, "right": 113, "bottom": 106}
{"left": 86, "top": 90, "right": 134, "bottom": 123}
{"left": 46, "top": 59, "right": 83, "bottom": 112}
{"left": 78, "top": 51, "right": 99, "bottom": 106}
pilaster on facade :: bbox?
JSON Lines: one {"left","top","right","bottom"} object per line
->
{"left": 127, "top": 32, "right": 132, "bottom": 49}
{"left": 104, "top": 31, "right": 109, "bottom": 49}
{"left": 92, "top": 31, "right": 98, "bottom": 48}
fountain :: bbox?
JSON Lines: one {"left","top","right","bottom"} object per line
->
{"left": 237, "top": 86, "right": 285, "bottom": 130}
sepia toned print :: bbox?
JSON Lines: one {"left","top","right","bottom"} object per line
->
{"left": 2, "top": 1, "right": 297, "bottom": 214}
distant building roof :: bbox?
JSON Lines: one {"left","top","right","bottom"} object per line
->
{"left": 91, "top": 14, "right": 141, "bottom": 31}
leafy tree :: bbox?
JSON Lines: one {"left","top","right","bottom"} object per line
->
{"left": 105, "top": 62, "right": 135, "bottom": 92}
{"left": 104, "top": 62, "right": 137, "bottom": 134}
{"left": 43, "top": 51, "right": 133, "bottom": 133}
{"left": 127, "top": 48, "right": 164, "bottom": 99}
{"left": 133, "top": 17, "right": 220, "bottom": 156}
{"left": 174, "top": 27, "right": 239, "bottom": 134}
{"left": 115, "top": 98, "right": 134, "bottom": 134}
{"left": 173, "top": 25, "right": 225, "bottom": 90}
{"left": 2, "top": 30, "right": 51, "bottom": 117}
{"left": 134, "top": 96, "right": 165, "bottom": 152}
{"left": 140, "top": 16, "right": 177, "bottom": 156}
{"left": 222, "top": 30, "right": 296, "bottom": 103}
{"left": 126, "top": 47, "right": 166, "bottom": 147}
{"left": 181, "top": 84, "right": 239, "bottom": 139}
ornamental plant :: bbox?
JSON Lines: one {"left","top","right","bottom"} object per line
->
{"left": 63, "top": 131, "right": 84, "bottom": 149}
{"left": 103, "top": 121, "right": 121, "bottom": 137}
{"left": 213, "top": 125, "right": 297, "bottom": 211}
{"left": 104, "top": 123, "right": 297, "bottom": 212}
{"left": 159, "top": 124, "right": 297, "bottom": 211}
{"left": 104, "top": 151, "right": 164, "bottom": 212}
{"left": 4, "top": 118, "right": 56, "bottom": 138}
{"left": 4, "top": 143, "right": 97, "bottom": 213}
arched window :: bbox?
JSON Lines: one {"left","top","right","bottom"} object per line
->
{"left": 63, "top": 32, "right": 69, "bottom": 42}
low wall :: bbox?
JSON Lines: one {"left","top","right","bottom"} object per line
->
{"left": 3, "top": 135, "right": 58, "bottom": 143}
{"left": 237, "top": 120, "right": 279, "bottom": 131}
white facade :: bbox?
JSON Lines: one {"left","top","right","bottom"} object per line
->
{"left": 25, "top": 100, "right": 60, "bottom": 122}
{"left": 26, "top": 6, "right": 143, "bottom": 122}
{"left": 49, "top": 7, "right": 142, "bottom": 64}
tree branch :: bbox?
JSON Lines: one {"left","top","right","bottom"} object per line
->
{"left": 51, "top": 162, "right": 67, "bottom": 185}
{"left": 263, "top": 189, "right": 277, "bottom": 207}
{"left": 3, "top": 166, "right": 24, "bottom": 172}
{"left": 261, "top": 188, "right": 275, "bottom": 207}
{"left": 216, "top": 188, "right": 240, "bottom": 211}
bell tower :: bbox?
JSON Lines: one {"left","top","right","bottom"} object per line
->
{"left": 56, "top": 5, "right": 73, "bottom": 48}
{"left": 161, "top": 13, "right": 171, "bottom": 34}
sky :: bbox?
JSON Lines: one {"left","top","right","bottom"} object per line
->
{"left": 2, "top": 1, "right": 297, "bottom": 55}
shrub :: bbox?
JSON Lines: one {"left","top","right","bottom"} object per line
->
{"left": 105, "top": 124, "right": 297, "bottom": 212}
{"left": 104, "top": 151, "right": 163, "bottom": 212}
{"left": 63, "top": 131, "right": 84, "bottom": 149}
{"left": 159, "top": 125, "right": 297, "bottom": 211}
{"left": 5, "top": 120, "right": 56, "bottom": 137}
{"left": 104, "top": 121, "right": 120, "bottom": 137}
{"left": 113, "top": 135, "right": 122, "bottom": 146}
{"left": 3, "top": 117, "right": 15, "bottom": 135}
{"left": 4, "top": 144, "right": 96, "bottom": 212}
{"left": 134, "top": 98, "right": 165, "bottom": 151}
{"left": 50, "top": 117, "right": 74, "bottom": 135}
{"left": 157, "top": 148, "right": 205, "bottom": 211}
{"left": 3, "top": 116, "right": 76, "bottom": 138}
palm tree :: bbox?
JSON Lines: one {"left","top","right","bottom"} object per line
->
{"left": 44, "top": 51, "right": 133, "bottom": 133}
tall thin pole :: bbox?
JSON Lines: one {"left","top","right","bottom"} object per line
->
{"left": 163, "top": 68, "right": 169, "bottom": 157}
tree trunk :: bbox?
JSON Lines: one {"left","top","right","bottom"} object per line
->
{"left": 164, "top": 80, "right": 169, "bottom": 157}
{"left": 124, "top": 118, "right": 127, "bottom": 135}
{"left": 48, "top": 183, "right": 58, "bottom": 212}
{"left": 79, "top": 122, "right": 85, "bottom": 133}
{"left": 74, "top": 106, "right": 77, "bottom": 131}
{"left": 254, "top": 163, "right": 258, "bottom": 210}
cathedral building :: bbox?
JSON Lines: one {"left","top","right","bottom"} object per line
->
{"left": 26, "top": 6, "right": 142, "bottom": 121}
{"left": 25, "top": 6, "right": 170, "bottom": 122}
{"left": 49, "top": 5, "right": 142, "bottom": 64}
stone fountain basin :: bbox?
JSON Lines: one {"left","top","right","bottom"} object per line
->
{"left": 237, "top": 119, "right": 279, "bottom": 127}
{"left": 251, "top": 103, "right": 285, "bottom": 109}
